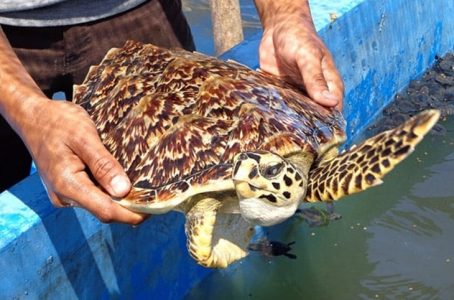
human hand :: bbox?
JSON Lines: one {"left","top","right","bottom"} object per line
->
{"left": 22, "top": 99, "right": 145, "bottom": 224}
{"left": 257, "top": 6, "right": 344, "bottom": 109}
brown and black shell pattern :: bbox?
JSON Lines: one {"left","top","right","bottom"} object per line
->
{"left": 73, "top": 41, "right": 346, "bottom": 206}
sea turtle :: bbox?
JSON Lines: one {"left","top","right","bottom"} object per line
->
{"left": 73, "top": 41, "right": 440, "bottom": 268}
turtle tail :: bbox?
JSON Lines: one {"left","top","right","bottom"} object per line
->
{"left": 305, "top": 109, "right": 440, "bottom": 202}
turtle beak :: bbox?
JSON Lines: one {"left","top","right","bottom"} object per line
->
{"left": 234, "top": 181, "right": 258, "bottom": 199}
{"left": 232, "top": 157, "right": 264, "bottom": 199}
{"left": 232, "top": 158, "right": 255, "bottom": 182}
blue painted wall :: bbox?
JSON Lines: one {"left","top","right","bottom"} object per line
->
{"left": 0, "top": 0, "right": 453, "bottom": 298}
{"left": 0, "top": 175, "right": 211, "bottom": 299}
{"left": 223, "top": 0, "right": 454, "bottom": 141}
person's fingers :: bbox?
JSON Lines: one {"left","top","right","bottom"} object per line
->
{"left": 47, "top": 189, "right": 70, "bottom": 208}
{"left": 321, "top": 55, "right": 344, "bottom": 110}
{"left": 27, "top": 101, "right": 146, "bottom": 224}
{"left": 42, "top": 147, "right": 146, "bottom": 224}
{"left": 72, "top": 128, "right": 131, "bottom": 198}
{"left": 296, "top": 51, "right": 339, "bottom": 107}
{"left": 259, "top": 34, "right": 282, "bottom": 76}
{"left": 59, "top": 170, "right": 145, "bottom": 224}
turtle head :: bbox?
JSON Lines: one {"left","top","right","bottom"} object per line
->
{"left": 232, "top": 151, "right": 306, "bottom": 226}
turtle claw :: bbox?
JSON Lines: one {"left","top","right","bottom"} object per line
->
{"left": 248, "top": 239, "right": 297, "bottom": 260}
{"left": 295, "top": 207, "right": 330, "bottom": 227}
{"left": 295, "top": 202, "right": 342, "bottom": 227}
{"left": 326, "top": 201, "right": 342, "bottom": 221}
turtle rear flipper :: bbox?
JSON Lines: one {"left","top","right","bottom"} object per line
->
{"left": 248, "top": 239, "right": 297, "bottom": 259}
{"left": 306, "top": 109, "right": 440, "bottom": 202}
{"left": 185, "top": 198, "right": 254, "bottom": 268}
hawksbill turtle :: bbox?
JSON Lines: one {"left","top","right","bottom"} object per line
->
{"left": 73, "top": 41, "right": 440, "bottom": 268}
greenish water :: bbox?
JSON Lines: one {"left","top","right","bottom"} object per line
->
{"left": 186, "top": 117, "right": 454, "bottom": 299}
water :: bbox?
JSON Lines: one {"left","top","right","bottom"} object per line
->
{"left": 186, "top": 116, "right": 454, "bottom": 299}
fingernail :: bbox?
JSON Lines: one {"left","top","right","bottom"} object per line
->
{"left": 110, "top": 175, "right": 130, "bottom": 195}
{"left": 322, "top": 90, "right": 339, "bottom": 102}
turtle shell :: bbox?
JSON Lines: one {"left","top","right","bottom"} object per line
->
{"left": 73, "top": 41, "right": 345, "bottom": 207}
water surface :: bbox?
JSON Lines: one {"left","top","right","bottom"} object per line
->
{"left": 186, "top": 117, "right": 454, "bottom": 299}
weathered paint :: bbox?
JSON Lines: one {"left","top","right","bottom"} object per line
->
{"left": 0, "top": 0, "right": 453, "bottom": 298}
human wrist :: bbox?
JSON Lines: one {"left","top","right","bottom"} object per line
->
{"left": 0, "top": 89, "right": 51, "bottom": 140}
{"left": 254, "top": 0, "right": 314, "bottom": 31}
{"left": 0, "top": 28, "right": 51, "bottom": 138}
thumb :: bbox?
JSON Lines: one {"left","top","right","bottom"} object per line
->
{"left": 89, "top": 154, "right": 131, "bottom": 197}
{"left": 74, "top": 134, "right": 131, "bottom": 197}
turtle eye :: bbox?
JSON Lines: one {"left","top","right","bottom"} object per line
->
{"left": 237, "top": 153, "right": 249, "bottom": 161}
{"left": 262, "top": 162, "right": 284, "bottom": 179}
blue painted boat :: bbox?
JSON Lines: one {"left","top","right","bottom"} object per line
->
{"left": 0, "top": 0, "right": 453, "bottom": 298}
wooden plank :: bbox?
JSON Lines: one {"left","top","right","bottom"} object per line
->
{"left": 209, "top": 0, "right": 244, "bottom": 55}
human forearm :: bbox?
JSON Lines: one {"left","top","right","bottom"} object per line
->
{"left": 0, "top": 28, "right": 49, "bottom": 137}
{"left": 254, "top": 0, "right": 314, "bottom": 30}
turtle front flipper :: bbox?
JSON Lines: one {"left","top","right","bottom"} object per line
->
{"left": 306, "top": 109, "right": 440, "bottom": 202}
{"left": 185, "top": 198, "right": 255, "bottom": 268}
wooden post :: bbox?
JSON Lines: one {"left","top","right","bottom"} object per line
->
{"left": 209, "top": 0, "right": 244, "bottom": 55}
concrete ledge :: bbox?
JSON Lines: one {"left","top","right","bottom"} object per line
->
{"left": 1, "top": 0, "right": 453, "bottom": 298}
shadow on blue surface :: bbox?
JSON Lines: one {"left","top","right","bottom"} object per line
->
{"left": 7, "top": 176, "right": 112, "bottom": 298}
{"left": 4, "top": 175, "right": 208, "bottom": 298}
